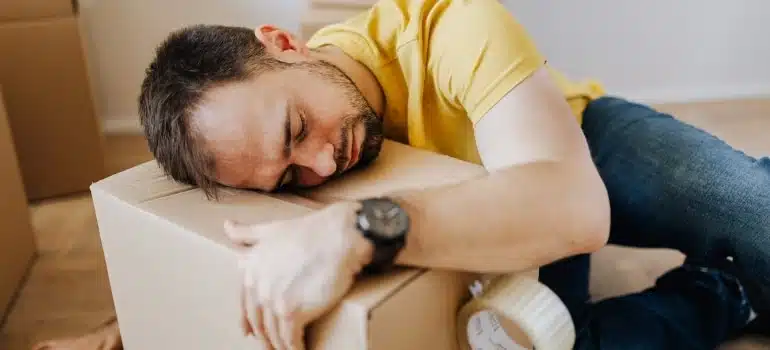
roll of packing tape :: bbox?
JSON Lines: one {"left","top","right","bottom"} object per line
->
{"left": 457, "top": 274, "right": 575, "bottom": 350}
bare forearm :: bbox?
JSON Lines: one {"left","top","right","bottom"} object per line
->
{"left": 393, "top": 160, "right": 610, "bottom": 273}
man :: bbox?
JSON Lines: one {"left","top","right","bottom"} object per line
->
{"left": 35, "top": 0, "right": 768, "bottom": 349}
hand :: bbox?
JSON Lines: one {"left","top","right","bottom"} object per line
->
{"left": 225, "top": 201, "right": 374, "bottom": 350}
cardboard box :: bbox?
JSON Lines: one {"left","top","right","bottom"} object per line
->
{"left": 0, "top": 0, "right": 75, "bottom": 22}
{"left": 91, "top": 140, "right": 548, "bottom": 349}
{"left": 0, "top": 87, "right": 37, "bottom": 321}
{"left": 0, "top": 11, "right": 105, "bottom": 200}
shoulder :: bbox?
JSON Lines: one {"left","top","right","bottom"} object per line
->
{"left": 307, "top": 0, "right": 547, "bottom": 123}
{"left": 305, "top": 0, "right": 418, "bottom": 68}
{"left": 305, "top": 0, "right": 522, "bottom": 65}
{"left": 424, "top": 0, "right": 547, "bottom": 123}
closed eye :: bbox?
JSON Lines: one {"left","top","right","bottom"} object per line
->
{"left": 275, "top": 165, "right": 297, "bottom": 192}
{"left": 296, "top": 110, "right": 308, "bottom": 143}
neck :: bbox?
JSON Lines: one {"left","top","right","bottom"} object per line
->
{"left": 311, "top": 46, "right": 385, "bottom": 118}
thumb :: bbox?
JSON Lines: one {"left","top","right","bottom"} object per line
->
{"left": 224, "top": 220, "right": 266, "bottom": 246}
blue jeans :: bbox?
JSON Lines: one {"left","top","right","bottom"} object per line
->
{"left": 539, "top": 96, "right": 769, "bottom": 349}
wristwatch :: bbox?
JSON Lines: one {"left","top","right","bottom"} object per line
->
{"left": 355, "top": 197, "right": 410, "bottom": 274}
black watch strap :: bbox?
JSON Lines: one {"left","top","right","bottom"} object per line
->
{"left": 362, "top": 238, "right": 405, "bottom": 275}
{"left": 356, "top": 197, "right": 409, "bottom": 274}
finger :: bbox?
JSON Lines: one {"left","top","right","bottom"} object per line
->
{"left": 240, "top": 281, "right": 253, "bottom": 336}
{"left": 249, "top": 303, "right": 271, "bottom": 350}
{"left": 263, "top": 306, "right": 285, "bottom": 350}
{"left": 224, "top": 220, "right": 264, "bottom": 246}
{"left": 239, "top": 256, "right": 253, "bottom": 336}
{"left": 243, "top": 264, "right": 268, "bottom": 345}
{"left": 279, "top": 312, "right": 305, "bottom": 350}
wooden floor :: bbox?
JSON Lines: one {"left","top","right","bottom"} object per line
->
{"left": 1, "top": 98, "right": 769, "bottom": 349}
{"left": 0, "top": 135, "right": 153, "bottom": 349}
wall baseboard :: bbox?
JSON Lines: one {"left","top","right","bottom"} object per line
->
{"left": 102, "top": 118, "right": 142, "bottom": 134}
{"left": 611, "top": 84, "right": 770, "bottom": 106}
{"left": 100, "top": 86, "right": 770, "bottom": 135}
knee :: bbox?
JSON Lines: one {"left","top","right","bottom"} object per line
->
{"left": 652, "top": 153, "right": 770, "bottom": 256}
{"left": 694, "top": 161, "right": 770, "bottom": 259}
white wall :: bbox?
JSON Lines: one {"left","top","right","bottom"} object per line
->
{"left": 77, "top": 0, "right": 306, "bottom": 132}
{"left": 79, "top": 0, "right": 770, "bottom": 132}
{"left": 501, "top": 0, "right": 770, "bottom": 103}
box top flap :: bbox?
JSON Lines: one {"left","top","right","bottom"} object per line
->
{"left": 90, "top": 160, "right": 194, "bottom": 204}
{"left": 90, "top": 161, "right": 315, "bottom": 248}
{"left": 343, "top": 268, "right": 422, "bottom": 307}
{"left": 0, "top": 0, "right": 76, "bottom": 22}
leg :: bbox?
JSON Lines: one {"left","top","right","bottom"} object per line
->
{"left": 581, "top": 96, "right": 770, "bottom": 310}
{"left": 574, "top": 264, "right": 751, "bottom": 350}
{"left": 540, "top": 255, "right": 752, "bottom": 349}
{"left": 539, "top": 95, "right": 766, "bottom": 348}
{"left": 537, "top": 254, "right": 591, "bottom": 321}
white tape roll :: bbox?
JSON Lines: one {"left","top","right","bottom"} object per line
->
{"left": 457, "top": 274, "right": 575, "bottom": 350}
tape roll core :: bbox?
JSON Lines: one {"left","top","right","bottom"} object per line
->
{"left": 457, "top": 274, "right": 575, "bottom": 350}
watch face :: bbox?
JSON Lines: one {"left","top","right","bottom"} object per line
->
{"left": 358, "top": 198, "right": 409, "bottom": 239}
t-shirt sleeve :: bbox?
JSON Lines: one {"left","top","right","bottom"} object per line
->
{"left": 427, "top": 0, "right": 547, "bottom": 124}
{"left": 306, "top": 1, "right": 405, "bottom": 70}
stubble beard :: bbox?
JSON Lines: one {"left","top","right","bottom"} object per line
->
{"left": 300, "top": 60, "right": 384, "bottom": 177}
{"left": 333, "top": 107, "right": 383, "bottom": 177}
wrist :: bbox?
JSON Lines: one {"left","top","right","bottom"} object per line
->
{"left": 353, "top": 196, "right": 410, "bottom": 274}
{"left": 339, "top": 201, "right": 375, "bottom": 272}
{"left": 352, "top": 228, "right": 375, "bottom": 270}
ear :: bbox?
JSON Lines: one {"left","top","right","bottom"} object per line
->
{"left": 255, "top": 24, "right": 309, "bottom": 56}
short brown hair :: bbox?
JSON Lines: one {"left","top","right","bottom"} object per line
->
{"left": 138, "top": 24, "right": 286, "bottom": 199}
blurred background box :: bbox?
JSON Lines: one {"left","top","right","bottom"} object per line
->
{"left": 0, "top": 86, "right": 38, "bottom": 322}
{"left": 0, "top": 0, "right": 105, "bottom": 200}
{"left": 0, "top": 0, "right": 75, "bottom": 22}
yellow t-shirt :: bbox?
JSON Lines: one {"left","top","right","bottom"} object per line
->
{"left": 307, "top": 0, "right": 605, "bottom": 165}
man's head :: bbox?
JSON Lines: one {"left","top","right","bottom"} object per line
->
{"left": 139, "top": 24, "right": 384, "bottom": 199}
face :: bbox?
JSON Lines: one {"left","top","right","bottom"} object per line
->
{"left": 192, "top": 59, "right": 383, "bottom": 192}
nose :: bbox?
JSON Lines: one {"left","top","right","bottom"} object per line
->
{"left": 296, "top": 142, "right": 337, "bottom": 178}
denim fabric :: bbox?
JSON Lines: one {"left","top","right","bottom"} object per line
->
{"left": 539, "top": 96, "right": 769, "bottom": 349}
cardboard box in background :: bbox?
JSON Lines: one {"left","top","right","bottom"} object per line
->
{"left": 91, "top": 140, "right": 541, "bottom": 350}
{"left": 0, "top": 0, "right": 105, "bottom": 201}
{"left": 0, "top": 0, "right": 75, "bottom": 22}
{"left": 0, "top": 87, "right": 38, "bottom": 321}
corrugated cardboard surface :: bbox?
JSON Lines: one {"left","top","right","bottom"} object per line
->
{"left": 0, "top": 0, "right": 75, "bottom": 22}
{"left": 0, "top": 16, "right": 105, "bottom": 200}
{"left": 91, "top": 140, "right": 489, "bottom": 349}
{"left": 0, "top": 87, "right": 37, "bottom": 322}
